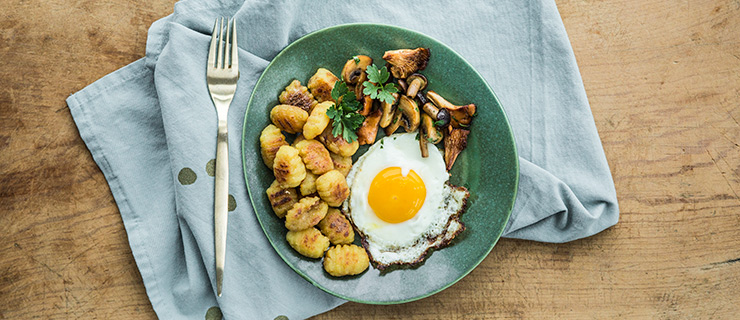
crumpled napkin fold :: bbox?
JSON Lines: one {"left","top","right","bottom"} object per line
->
{"left": 66, "top": 0, "right": 618, "bottom": 319}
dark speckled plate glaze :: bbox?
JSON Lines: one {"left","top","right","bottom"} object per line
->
{"left": 242, "top": 23, "right": 518, "bottom": 304}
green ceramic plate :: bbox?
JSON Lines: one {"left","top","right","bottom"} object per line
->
{"left": 242, "top": 23, "right": 518, "bottom": 304}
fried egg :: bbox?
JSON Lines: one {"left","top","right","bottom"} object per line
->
{"left": 342, "top": 133, "right": 469, "bottom": 268}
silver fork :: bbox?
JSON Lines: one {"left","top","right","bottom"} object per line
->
{"left": 207, "top": 17, "right": 238, "bottom": 297}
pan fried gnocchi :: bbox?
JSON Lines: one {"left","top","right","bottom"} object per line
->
{"left": 295, "top": 139, "right": 334, "bottom": 175}
{"left": 307, "top": 68, "right": 339, "bottom": 102}
{"left": 323, "top": 244, "right": 369, "bottom": 277}
{"left": 329, "top": 152, "right": 352, "bottom": 177}
{"left": 303, "top": 101, "right": 333, "bottom": 139}
{"left": 316, "top": 170, "right": 350, "bottom": 207}
{"left": 319, "top": 126, "right": 359, "bottom": 157}
{"left": 270, "top": 104, "right": 308, "bottom": 134}
{"left": 285, "top": 196, "right": 328, "bottom": 231}
{"left": 273, "top": 145, "right": 306, "bottom": 188}
{"left": 286, "top": 228, "right": 330, "bottom": 259}
{"left": 266, "top": 180, "right": 299, "bottom": 219}
{"left": 260, "top": 124, "right": 289, "bottom": 168}
{"left": 258, "top": 66, "right": 375, "bottom": 276}
{"left": 300, "top": 171, "right": 318, "bottom": 196}
{"left": 318, "top": 208, "right": 354, "bottom": 245}
{"left": 279, "top": 80, "right": 318, "bottom": 112}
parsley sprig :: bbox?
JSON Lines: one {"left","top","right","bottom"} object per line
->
{"left": 362, "top": 64, "right": 399, "bottom": 105}
{"left": 326, "top": 81, "right": 365, "bottom": 143}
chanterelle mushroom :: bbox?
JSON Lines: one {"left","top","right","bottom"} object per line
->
{"left": 357, "top": 109, "right": 382, "bottom": 145}
{"left": 444, "top": 128, "right": 470, "bottom": 171}
{"left": 426, "top": 91, "right": 476, "bottom": 128}
{"left": 382, "top": 48, "right": 430, "bottom": 79}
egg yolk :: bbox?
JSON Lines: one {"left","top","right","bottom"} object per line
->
{"left": 367, "top": 167, "right": 426, "bottom": 223}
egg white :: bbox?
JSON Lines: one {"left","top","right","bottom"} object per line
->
{"left": 342, "top": 133, "right": 468, "bottom": 266}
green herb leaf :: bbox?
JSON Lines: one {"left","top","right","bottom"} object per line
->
{"left": 366, "top": 64, "right": 389, "bottom": 84}
{"left": 362, "top": 64, "right": 398, "bottom": 105}
{"left": 384, "top": 83, "right": 399, "bottom": 93}
{"left": 326, "top": 105, "right": 340, "bottom": 120}
{"left": 362, "top": 81, "right": 380, "bottom": 99}
{"left": 376, "top": 91, "right": 394, "bottom": 105}
{"left": 433, "top": 120, "right": 445, "bottom": 127}
{"left": 331, "top": 81, "right": 350, "bottom": 102}
{"left": 327, "top": 80, "right": 365, "bottom": 143}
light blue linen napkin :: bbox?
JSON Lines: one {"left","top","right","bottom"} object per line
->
{"left": 66, "top": 0, "right": 619, "bottom": 318}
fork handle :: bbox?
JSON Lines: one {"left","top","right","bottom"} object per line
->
{"left": 214, "top": 119, "right": 228, "bottom": 297}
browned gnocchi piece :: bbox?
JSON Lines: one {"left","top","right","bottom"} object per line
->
{"left": 270, "top": 104, "right": 308, "bottom": 134}
{"left": 329, "top": 152, "right": 352, "bottom": 177}
{"left": 259, "top": 124, "right": 289, "bottom": 168}
{"left": 323, "top": 244, "right": 369, "bottom": 277}
{"left": 285, "top": 196, "right": 328, "bottom": 231}
{"left": 279, "top": 80, "right": 318, "bottom": 112}
{"left": 300, "top": 171, "right": 318, "bottom": 196}
{"left": 273, "top": 145, "right": 306, "bottom": 188}
{"left": 307, "top": 68, "right": 339, "bottom": 102}
{"left": 317, "top": 208, "right": 354, "bottom": 245}
{"left": 315, "top": 170, "right": 350, "bottom": 207}
{"left": 265, "top": 180, "right": 299, "bottom": 219}
{"left": 319, "top": 125, "right": 359, "bottom": 157}
{"left": 303, "top": 101, "right": 333, "bottom": 139}
{"left": 295, "top": 139, "right": 334, "bottom": 175}
{"left": 286, "top": 228, "right": 330, "bottom": 259}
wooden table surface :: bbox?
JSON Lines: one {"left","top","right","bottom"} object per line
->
{"left": 2, "top": 0, "right": 739, "bottom": 319}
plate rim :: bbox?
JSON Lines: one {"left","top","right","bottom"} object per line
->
{"left": 241, "top": 22, "right": 519, "bottom": 305}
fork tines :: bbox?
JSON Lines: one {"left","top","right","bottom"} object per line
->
{"left": 208, "top": 17, "right": 238, "bottom": 71}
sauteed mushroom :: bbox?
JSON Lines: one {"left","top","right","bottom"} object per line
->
{"left": 341, "top": 55, "right": 372, "bottom": 85}
{"left": 421, "top": 114, "right": 444, "bottom": 144}
{"left": 426, "top": 91, "right": 476, "bottom": 128}
{"left": 397, "top": 95, "right": 420, "bottom": 132}
{"left": 417, "top": 93, "right": 451, "bottom": 127}
{"left": 384, "top": 108, "right": 403, "bottom": 136}
{"left": 382, "top": 48, "right": 430, "bottom": 79}
{"left": 444, "top": 128, "right": 470, "bottom": 171}
{"left": 405, "top": 73, "right": 427, "bottom": 97}
{"left": 379, "top": 92, "right": 399, "bottom": 128}
{"left": 357, "top": 109, "right": 382, "bottom": 145}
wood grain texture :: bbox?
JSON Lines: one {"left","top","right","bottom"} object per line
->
{"left": 1, "top": 0, "right": 738, "bottom": 319}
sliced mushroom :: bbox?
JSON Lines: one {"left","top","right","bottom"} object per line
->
{"left": 405, "top": 73, "right": 427, "bottom": 97}
{"left": 382, "top": 48, "right": 430, "bottom": 79}
{"left": 353, "top": 72, "right": 368, "bottom": 99}
{"left": 397, "top": 95, "right": 421, "bottom": 132}
{"left": 357, "top": 109, "right": 382, "bottom": 145}
{"left": 396, "top": 79, "right": 408, "bottom": 92}
{"left": 341, "top": 55, "right": 373, "bottom": 85}
{"left": 444, "top": 128, "right": 470, "bottom": 171}
{"left": 419, "top": 130, "right": 429, "bottom": 158}
{"left": 426, "top": 91, "right": 476, "bottom": 128}
{"left": 358, "top": 95, "right": 373, "bottom": 116}
{"left": 379, "top": 92, "right": 399, "bottom": 128}
{"left": 421, "top": 114, "right": 444, "bottom": 144}
{"left": 384, "top": 108, "right": 404, "bottom": 136}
